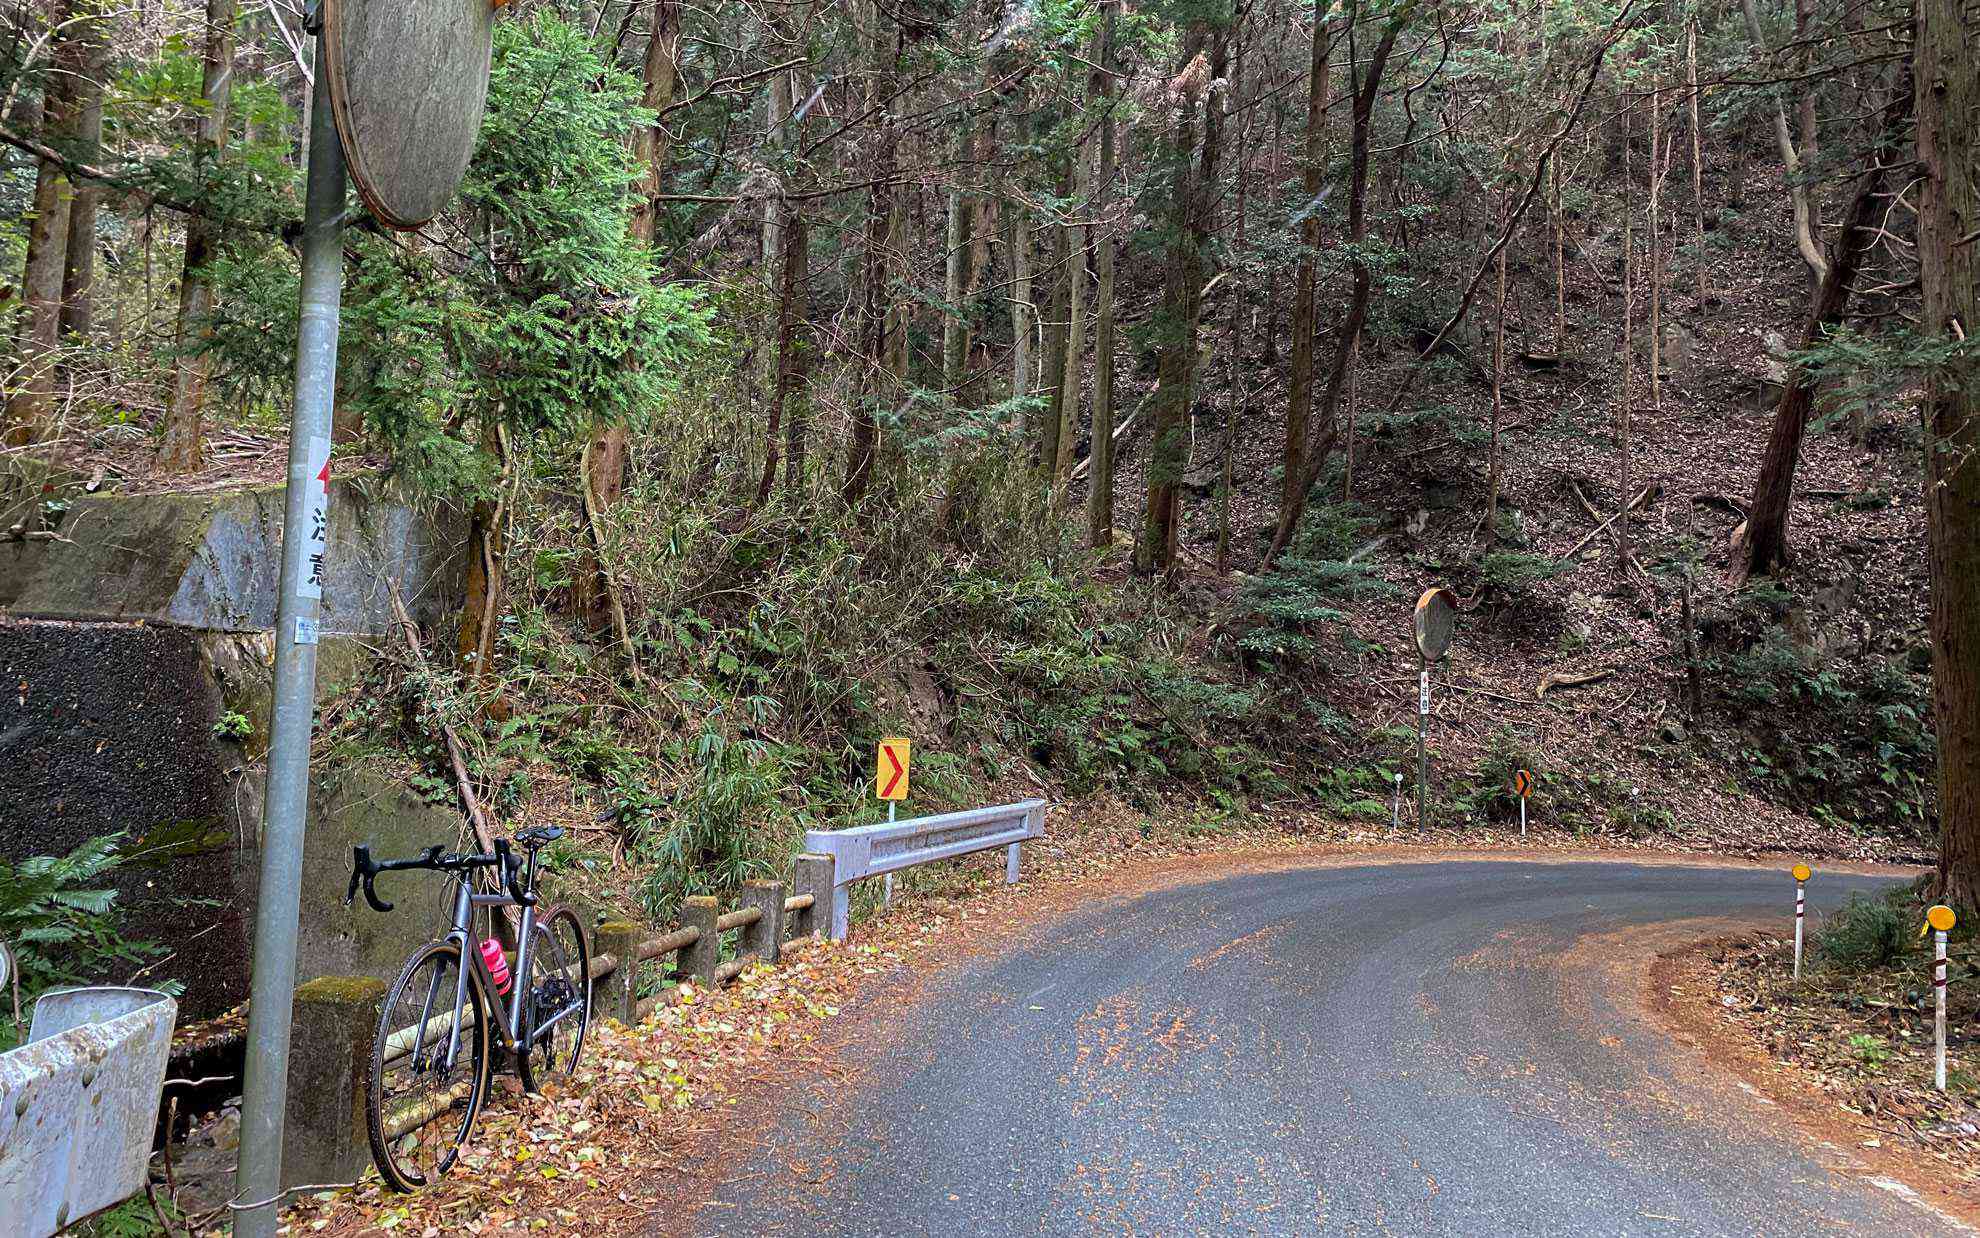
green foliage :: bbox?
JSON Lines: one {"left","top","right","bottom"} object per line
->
{"left": 1309, "top": 764, "right": 1397, "bottom": 821}
{"left": 1793, "top": 324, "right": 1980, "bottom": 436}
{"left": 1708, "top": 629, "right": 1936, "bottom": 833}
{"left": 1846, "top": 1033, "right": 1890, "bottom": 1070}
{"left": 1815, "top": 889, "right": 1913, "bottom": 972}
{"left": 0, "top": 834, "right": 160, "bottom": 1005}
{"left": 212, "top": 711, "right": 253, "bottom": 742}
{"left": 635, "top": 731, "right": 792, "bottom": 924}
{"left": 1238, "top": 502, "right": 1397, "bottom": 668}
{"left": 200, "top": 13, "right": 711, "bottom": 499}
{"left": 1452, "top": 727, "right": 1551, "bottom": 825}
{"left": 1476, "top": 551, "right": 1569, "bottom": 594}
{"left": 74, "top": 1194, "right": 179, "bottom": 1238}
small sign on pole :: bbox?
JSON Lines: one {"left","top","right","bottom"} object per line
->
{"left": 1512, "top": 769, "right": 1532, "bottom": 838}
{"left": 877, "top": 738, "right": 910, "bottom": 905}
{"left": 1790, "top": 864, "right": 1811, "bottom": 980}
{"left": 877, "top": 737, "right": 911, "bottom": 802}
{"left": 1927, "top": 903, "right": 1956, "bottom": 1090}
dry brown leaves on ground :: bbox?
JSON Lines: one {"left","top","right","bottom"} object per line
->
{"left": 280, "top": 957, "right": 862, "bottom": 1236}
{"left": 1687, "top": 934, "right": 1980, "bottom": 1188}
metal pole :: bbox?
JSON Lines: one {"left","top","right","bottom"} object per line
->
{"left": 1519, "top": 795, "right": 1527, "bottom": 840}
{"left": 1416, "top": 662, "right": 1429, "bottom": 828}
{"left": 1936, "top": 928, "right": 1949, "bottom": 1091}
{"left": 1792, "top": 881, "right": 1805, "bottom": 981}
{"left": 234, "top": 41, "right": 344, "bottom": 1238}
{"left": 1389, "top": 772, "right": 1402, "bottom": 833}
{"left": 883, "top": 800, "right": 895, "bottom": 905}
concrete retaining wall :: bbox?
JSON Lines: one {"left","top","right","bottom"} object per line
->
{"left": 0, "top": 479, "right": 471, "bottom": 1020}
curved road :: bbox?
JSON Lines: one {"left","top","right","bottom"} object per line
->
{"left": 700, "top": 859, "right": 1951, "bottom": 1236}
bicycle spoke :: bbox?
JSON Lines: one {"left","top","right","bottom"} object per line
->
{"left": 368, "top": 943, "right": 485, "bottom": 1191}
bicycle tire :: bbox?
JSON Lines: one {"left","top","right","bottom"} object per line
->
{"left": 515, "top": 905, "right": 591, "bottom": 1094}
{"left": 366, "top": 940, "right": 490, "bottom": 1192}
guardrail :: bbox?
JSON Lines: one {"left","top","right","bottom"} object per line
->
{"left": 802, "top": 799, "right": 1048, "bottom": 940}
{"left": 283, "top": 859, "right": 837, "bottom": 1187}
{"left": 0, "top": 986, "right": 177, "bottom": 1236}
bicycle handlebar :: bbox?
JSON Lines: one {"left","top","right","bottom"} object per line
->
{"left": 346, "top": 841, "right": 535, "bottom": 914}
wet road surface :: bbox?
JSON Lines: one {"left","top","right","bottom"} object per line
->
{"left": 700, "top": 859, "right": 1949, "bottom": 1236}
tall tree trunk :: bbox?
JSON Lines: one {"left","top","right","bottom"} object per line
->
{"left": 1919, "top": 0, "right": 1980, "bottom": 906}
{"left": 755, "top": 193, "right": 805, "bottom": 506}
{"left": 1648, "top": 88, "right": 1664, "bottom": 411}
{"left": 1267, "top": 4, "right": 1407, "bottom": 567}
{"left": 1737, "top": 0, "right": 1827, "bottom": 294}
{"left": 1282, "top": 8, "right": 1334, "bottom": 532}
{"left": 1727, "top": 79, "right": 1913, "bottom": 585}
{"left": 58, "top": 1, "right": 107, "bottom": 341}
{"left": 1037, "top": 179, "right": 1071, "bottom": 482}
{"left": 457, "top": 426, "right": 511, "bottom": 684}
{"left": 628, "top": 0, "right": 680, "bottom": 244}
{"left": 778, "top": 202, "right": 810, "bottom": 497}
{"left": 1053, "top": 128, "right": 1092, "bottom": 512}
{"left": 573, "top": 0, "right": 680, "bottom": 637}
{"left": 1551, "top": 155, "right": 1565, "bottom": 354}
{"left": 1485, "top": 192, "right": 1507, "bottom": 544}
{"left": 941, "top": 103, "right": 976, "bottom": 399}
{"left": 1137, "top": 21, "right": 1230, "bottom": 575}
{"left": 1010, "top": 207, "right": 1033, "bottom": 405}
{"left": 156, "top": 0, "right": 236, "bottom": 471}
{"left": 758, "top": 29, "right": 793, "bottom": 402}
{"left": 1086, "top": 0, "right": 1121, "bottom": 548}
{"left": 5, "top": 1, "right": 80, "bottom": 448}
{"left": 1686, "top": 17, "right": 1708, "bottom": 305}
{"left": 1617, "top": 102, "right": 1635, "bottom": 576}
{"left": 844, "top": 0, "right": 897, "bottom": 506}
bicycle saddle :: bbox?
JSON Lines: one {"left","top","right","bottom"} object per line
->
{"left": 515, "top": 825, "right": 566, "bottom": 849}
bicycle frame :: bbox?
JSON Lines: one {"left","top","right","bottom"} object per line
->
{"left": 415, "top": 860, "right": 576, "bottom": 1080}
{"left": 361, "top": 838, "right": 587, "bottom": 1092}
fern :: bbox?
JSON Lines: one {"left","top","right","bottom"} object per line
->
{"left": 0, "top": 832, "right": 162, "bottom": 1003}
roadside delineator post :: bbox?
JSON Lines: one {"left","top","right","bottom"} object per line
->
{"left": 1390, "top": 772, "right": 1403, "bottom": 833}
{"left": 1512, "top": 769, "right": 1533, "bottom": 839}
{"left": 1791, "top": 863, "right": 1811, "bottom": 980}
{"left": 1927, "top": 903, "right": 1956, "bottom": 1090}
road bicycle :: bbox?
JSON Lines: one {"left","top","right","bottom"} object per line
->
{"left": 346, "top": 826, "right": 591, "bottom": 1191}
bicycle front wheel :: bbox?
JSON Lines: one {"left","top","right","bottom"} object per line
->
{"left": 367, "top": 940, "right": 489, "bottom": 1192}
{"left": 516, "top": 905, "right": 591, "bottom": 1094}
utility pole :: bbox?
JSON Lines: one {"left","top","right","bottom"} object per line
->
{"left": 233, "top": 31, "right": 345, "bottom": 1237}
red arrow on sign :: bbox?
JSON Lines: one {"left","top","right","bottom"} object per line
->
{"left": 880, "top": 744, "right": 905, "bottom": 799}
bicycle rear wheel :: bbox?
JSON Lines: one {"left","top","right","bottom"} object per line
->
{"left": 516, "top": 905, "right": 590, "bottom": 1094}
{"left": 367, "top": 940, "right": 489, "bottom": 1192}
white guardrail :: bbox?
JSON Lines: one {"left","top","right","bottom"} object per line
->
{"left": 0, "top": 986, "right": 177, "bottom": 1236}
{"left": 803, "top": 799, "right": 1048, "bottom": 940}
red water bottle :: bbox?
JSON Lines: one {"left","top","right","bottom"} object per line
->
{"left": 479, "top": 938, "right": 511, "bottom": 994}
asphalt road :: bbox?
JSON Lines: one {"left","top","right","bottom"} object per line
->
{"left": 700, "top": 859, "right": 1950, "bottom": 1236}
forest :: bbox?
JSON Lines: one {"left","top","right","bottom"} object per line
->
{"left": 0, "top": 0, "right": 1976, "bottom": 934}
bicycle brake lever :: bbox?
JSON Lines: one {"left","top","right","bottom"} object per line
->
{"left": 345, "top": 846, "right": 367, "bottom": 907}
{"left": 350, "top": 844, "right": 396, "bottom": 913}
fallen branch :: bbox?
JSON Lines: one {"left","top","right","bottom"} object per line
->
{"left": 1536, "top": 667, "right": 1613, "bottom": 699}
{"left": 1559, "top": 481, "right": 1661, "bottom": 561}
{"left": 385, "top": 582, "right": 499, "bottom": 860}
{"left": 1070, "top": 410, "right": 1141, "bottom": 482}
